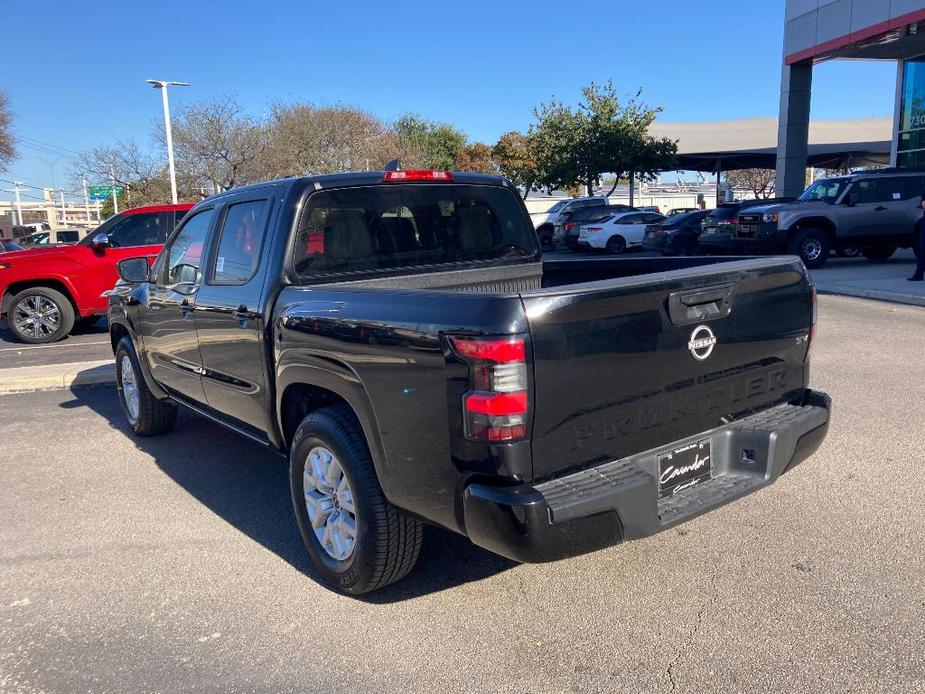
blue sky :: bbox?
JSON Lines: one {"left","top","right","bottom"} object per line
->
{"left": 1, "top": 0, "right": 898, "bottom": 201}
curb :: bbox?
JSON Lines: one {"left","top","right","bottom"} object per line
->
{"left": 0, "top": 360, "right": 115, "bottom": 395}
{"left": 815, "top": 285, "right": 925, "bottom": 308}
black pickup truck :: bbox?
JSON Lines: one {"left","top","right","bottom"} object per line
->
{"left": 108, "top": 170, "right": 831, "bottom": 595}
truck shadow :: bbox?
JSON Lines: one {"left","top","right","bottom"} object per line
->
{"left": 61, "top": 385, "right": 516, "bottom": 602}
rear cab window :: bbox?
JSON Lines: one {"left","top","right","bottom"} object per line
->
{"left": 292, "top": 184, "right": 536, "bottom": 280}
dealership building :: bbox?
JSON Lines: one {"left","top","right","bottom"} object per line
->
{"left": 778, "top": 0, "right": 925, "bottom": 196}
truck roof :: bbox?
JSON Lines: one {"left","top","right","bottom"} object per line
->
{"left": 201, "top": 171, "right": 514, "bottom": 204}
{"left": 120, "top": 203, "right": 195, "bottom": 215}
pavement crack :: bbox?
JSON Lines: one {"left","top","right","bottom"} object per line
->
{"left": 665, "top": 564, "right": 719, "bottom": 693}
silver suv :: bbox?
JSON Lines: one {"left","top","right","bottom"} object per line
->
{"left": 731, "top": 170, "right": 925, "bottom": 268}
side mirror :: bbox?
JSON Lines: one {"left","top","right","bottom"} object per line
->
{"left": 117, "top": 257, "right": 150, "bottom": 284}
{"left": 90, "top": 234, "right": 111, "bottom": 250}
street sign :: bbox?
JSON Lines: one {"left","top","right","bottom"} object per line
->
{"left": 88, "top": 184, "right": 123, "bottom": 200}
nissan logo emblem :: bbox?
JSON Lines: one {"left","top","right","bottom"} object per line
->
{"left": 688, "top": 325, "right": 717, "bottom": 361}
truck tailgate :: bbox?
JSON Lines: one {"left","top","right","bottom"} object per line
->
{"left": 521, "top": 258, "right": 812, "bottom": 482}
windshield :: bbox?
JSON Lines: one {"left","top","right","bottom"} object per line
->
{"left": 29, "top": 232, "right": 50, "bottom": 244}
{"left": 705, "top": 206, "right": 738, "bottom": 222}
{"left": 799, "top": 178, "right": 848, "bottom": 204}
{"left": 546, "top": 200, "right": 569, "bottom": 213}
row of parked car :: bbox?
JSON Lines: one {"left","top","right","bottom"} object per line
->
{"left": 536, "top": 168, "right": 925, "bottom": 268}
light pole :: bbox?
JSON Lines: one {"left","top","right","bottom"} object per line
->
{"left": 145, "top": 78, "right": 190, "bottom": 204}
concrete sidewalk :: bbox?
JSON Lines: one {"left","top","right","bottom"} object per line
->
{"left": 0, "top": 359, "right": 114, "bottom": 394}
{"left": 809, "top": 249, "right": 925, "bottom": 307}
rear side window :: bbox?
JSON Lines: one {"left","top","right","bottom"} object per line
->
{"left": 211, "top": 200, "right": 269, "bottom": 284}
{"left": 292, "top": 184, "right": 535, "bottom": 278}
{"left": 57, "top": 231, "right": 78, "bottom": 242}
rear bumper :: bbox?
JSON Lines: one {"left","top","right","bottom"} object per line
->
{"left": 462, "top": 390, "right": 831, "bottom": 563}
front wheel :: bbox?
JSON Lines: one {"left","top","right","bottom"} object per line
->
{"left": 115, "top": 337, "right": 177, "bottom": 436}
{"left": 7, "top": 287, "right": 75, "bottom": 344}
{"left": 290, "top": 405, "right": 422, "bottom": 595}
{"left": 861, "top": 246, "right": 897, "bottom": 262}
{"left": 787, "top": 229, "right": 830, "bottom": 269}
{"left": 605, "top": 235, "right": 626, "bottom": 255}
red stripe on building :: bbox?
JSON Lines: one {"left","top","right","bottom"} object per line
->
{"left": 785, "top": 6, "right": 925, "bottom": 65}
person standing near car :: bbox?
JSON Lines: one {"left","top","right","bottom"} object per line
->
{"left": 909, "top": 192, "right": 925, "bottom": 281}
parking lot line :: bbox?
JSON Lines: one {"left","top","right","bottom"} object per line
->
{"left": 0, "top": 339, "right": 110, "bottom": 353}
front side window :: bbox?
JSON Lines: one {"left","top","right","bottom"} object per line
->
{"left": 211, "top": 200, "right": 269, "bottom": 284}
{"left": 799, "top": 178, "right": 848, "bottom": 204}
{"left": 161, "top": 209, "right": 214, "bottom": 286}
{"left": 292, "top": 184, "right": 535, "bottom": 279}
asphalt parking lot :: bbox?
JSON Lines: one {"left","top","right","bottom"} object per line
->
{"left": 0, "top": 317, "right": 110, "bottom": 369}
{"left": 1, "top": 294, "right": 923, "bottom": 693}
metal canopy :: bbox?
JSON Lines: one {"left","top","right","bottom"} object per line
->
{"left": 649, "top": 117, "right": 892, "bottom": 172}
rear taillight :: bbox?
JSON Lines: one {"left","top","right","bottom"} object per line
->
{"left": 565, "top": 222, "right": 576, "bottom": 231}
{"left": 449, "top": 336, "right": 529, "bottom": 442}
{"left": 383, "top": 170, "right": 452, "bottom": 182}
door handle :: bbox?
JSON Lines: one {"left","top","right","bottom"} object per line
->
{"left": 232, "top": 304, "right": 257, "bottom": 322}
{"left": 874, "top": 206, "right": 888, "bottom": 211}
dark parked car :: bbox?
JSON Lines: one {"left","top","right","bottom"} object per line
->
{"left": 108, "top": 170, "right": 830, "bottom": 595}
{"left": 642, "top": 209, "right": 711, "bottom": 255}
{"left": 698, "top": 198, "right": 795, "bottom": 254}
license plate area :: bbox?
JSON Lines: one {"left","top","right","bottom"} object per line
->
{"left": 658, "top": 439, "right": 712, "bottom": 499}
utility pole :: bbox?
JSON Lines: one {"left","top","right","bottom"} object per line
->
{"left": 13, "top": 181, "right": 23, "bottom": 226}
{"left": 110, "top": 164, "right": 118, "bottom": 214}
{"left": 82, "top": 176, "right": 91, "bottom": 222}
{"left": 146, "top": 79, "right": 190, "bottom": 204}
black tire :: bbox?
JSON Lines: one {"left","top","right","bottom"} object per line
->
{"left": 289, "top": 405, "right": 422, "bottom": 595}
{"left": 605, "top": 235, "right": 626, "bottom": 255}
{"left": 861, "top": 246, "right": 897, "bottom": 262}
{"left": 115, "top": 336, "right": 177, "bottom": 437}
{"left": 7, "top": 286, "right": 75, "bottom": 344}
{"left": 539, "top": 235, "right": 555, "bottom": 252}
{"left": 787, "top": 228, "right": 830, "bottom": 269}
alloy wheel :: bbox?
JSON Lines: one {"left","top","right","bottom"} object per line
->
{"left": 12, "top": 295, "right": 60, "bottom": 340}
{"left": 800, "top": 238, "right": 823, "bottom": 262}
{"left": 303, "top": 446, "right": 358, "bottom": 561}
{"left": 120, "top": 355, "right": 140, "bottom": 424}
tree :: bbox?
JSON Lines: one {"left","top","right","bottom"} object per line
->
{"left": 0, "top": 90, "right": 17, "bottom": 171}
{"left": 263, "top": 102, "right": 397, "bottom": 178}
{"left": 170, "top": 95, "right": 265, "bottom": 191}
{"left": 455, "top": 142, "right": 496, "bottom": 174}
{"left": 725, "top": 168, "right": 776, "bottom": 199}
{"left": 393, "top": 113, "right": 466, "bottom": 170}
{"left": 492, "top": 131, "right": 537, "bottom": 198}
{"left": 70, "top": 139, "right": 183, "bottom": 207}
{"left": 528, "top": 81, "right": 677, "bottom": 196}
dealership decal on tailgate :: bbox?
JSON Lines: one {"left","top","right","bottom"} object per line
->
{"left": 658, "top": 440, "right": 712, "bottom": 498}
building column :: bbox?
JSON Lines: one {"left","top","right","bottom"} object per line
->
{"left": 775, "top": 62, "right": 813, "bottom": 198}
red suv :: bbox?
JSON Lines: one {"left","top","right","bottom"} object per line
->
{"left": 0, "top": 203, "right": 193, "bottom": 343}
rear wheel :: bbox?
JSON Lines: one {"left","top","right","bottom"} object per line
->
{"left": 787, "top": 228, "right": 830, "bottom": 269}
{"left": 539, "top": 234, "right": 555, "bottom": 252}
{"left": 289, "top": 405, "right": 422, "bottom": 595}
{"left": 861, "top": 246, "right": 897, "bottom": 262}
{"left": 605, "top": 235, "right": 626, "bottom": 255}
{"left": 7, "top": 287, "right": 75, "bottom": 344}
